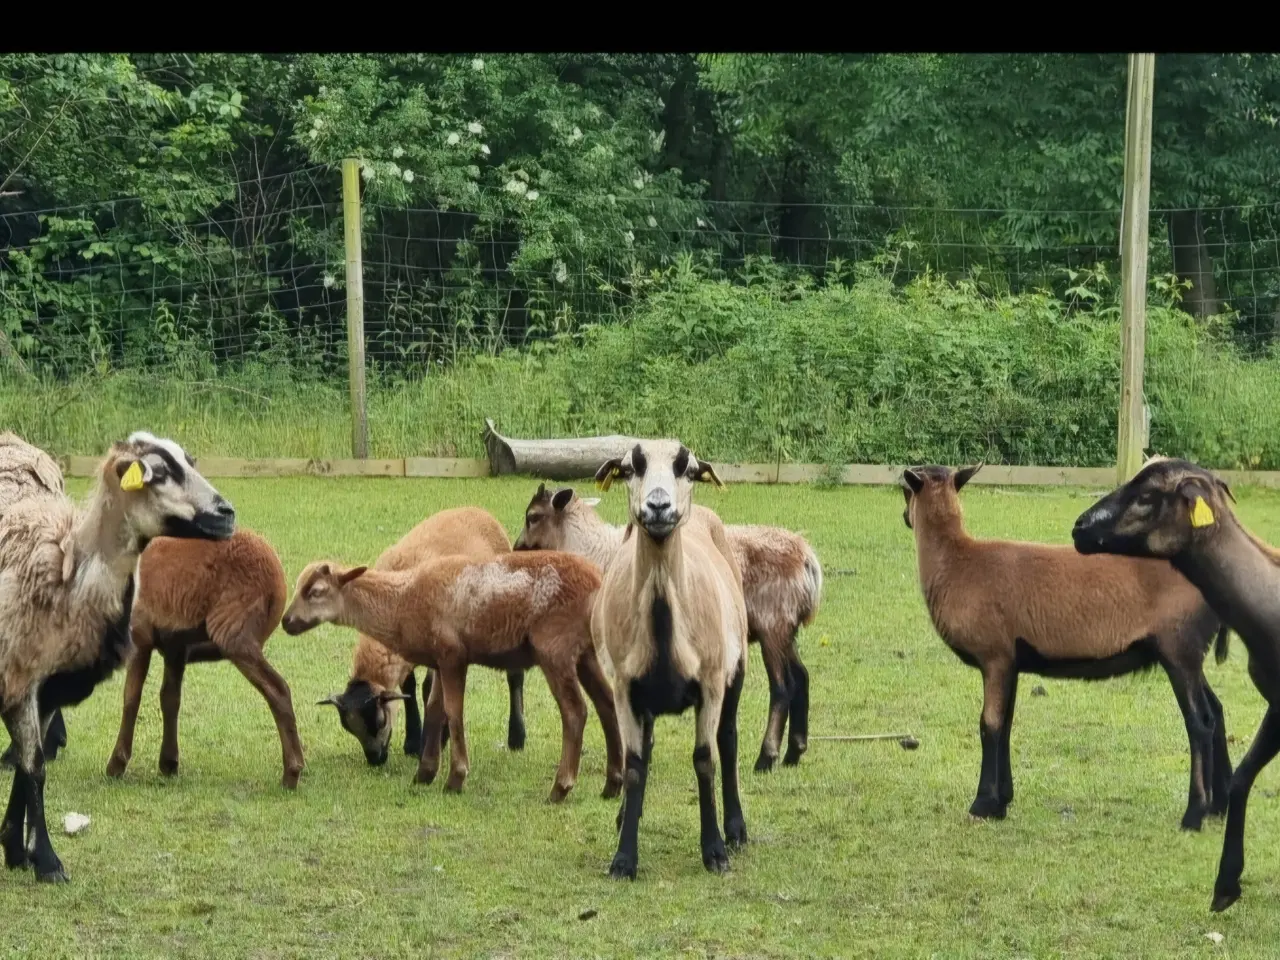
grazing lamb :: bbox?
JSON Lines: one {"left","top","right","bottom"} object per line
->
{"left": 902, "top": 463, "right": 1231, "bottom": 829}
{"left": 315, "top": 506, "right": 524, "bottom": 765}
{"left": 1072, "top": 457, "right": 1280, "bottom": 912}
{"left": 0, "top": 431, "right": 234, "bottom": 882}
{"left": 591, "top": 441, "right": 749, "bottom": 879}
{"left": 282, "top": 551, "right": 624, "bottom": 802}
{"left": 514, "top": 481, "right": 822, "bottom": 771}
{"left": 103, "top": 529, "right": 304, "bottom": 788}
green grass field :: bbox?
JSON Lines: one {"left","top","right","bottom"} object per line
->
{"left": 4, "top": 476, "right": 1280, "bottom": 958}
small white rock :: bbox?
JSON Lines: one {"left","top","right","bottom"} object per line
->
{"left": 63, "top": 813, "right": 91, "bottom": 836}
{"left": 1205, "top": 932, "right": 1225, "bottom": 945}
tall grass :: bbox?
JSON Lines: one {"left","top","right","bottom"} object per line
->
{"left": 5, "top": 265, "right": 1279, "bottom": 468}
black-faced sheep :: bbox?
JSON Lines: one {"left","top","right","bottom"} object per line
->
{"left": 591, "top": 441, "right": 749, "bottom": 878}
{"left": 315, "top": 506, "right": 524, "bottom": 766}
{"left": 282, "top": 550, "right": 624, "bottom": 802}
{"left": 514, "top": 482, "right": 823, "bottom": 771}
{"left": 902, "top": 463, "right": 1230, "bottom": 830}
{"left": 0, "top": 431, "right": 234, "bottom": 882}
{"left": 1072, "top": 456, "right": 1280, "bottom": 912}
{"left": 103, "top": 528, "right": 304, "bottom": 788}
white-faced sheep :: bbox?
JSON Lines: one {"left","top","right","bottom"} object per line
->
{"left": 1072, "top": 457, "right": 1280, "bottom": 912}
{"left": 103, "top": 528, "right": 304, "bottom": 788}
{"left": 315, "top": 506, "right": 525, "bottom": 765}
{"left": 902, "top": 463, "right": 1231, "bottom": 830}
{"left": 514, "top": 481, "right": 822, "bottom": 771}
{"left": 0, "top": 431, "right": 234, "bottom": 882}
{"left": 591, "top": 441, "right": 749, "bottom": 879}
{"left": 282, "top": 550, "right": 624, "bottom": 802}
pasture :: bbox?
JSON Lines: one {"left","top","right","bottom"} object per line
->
{"left": 5, "top": 475, "right": 1280, "bottom": 958}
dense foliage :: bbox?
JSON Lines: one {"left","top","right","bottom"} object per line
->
{"left": 3, "top": 54, "right": 1280, "bottom": 466}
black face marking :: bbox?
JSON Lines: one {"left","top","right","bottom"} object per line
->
{"left": 145, "top": 445, "right": 186, "bottom": 486}
{"left": 631, "top": 444, "right": 647, "bottom": 478}
{"left": 673, "top": 447, "right": 690, "bottom": 479}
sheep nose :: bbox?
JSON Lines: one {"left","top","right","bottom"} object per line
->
{"left": 215, "top": 499, "right": 235, "bottom": 519}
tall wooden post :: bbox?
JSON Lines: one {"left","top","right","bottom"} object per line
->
{"left": 1116, "top": 54, "right": 1155, "bottom": 484}
{"left": 342, "top": 158, "right": 369, "bottom": 459}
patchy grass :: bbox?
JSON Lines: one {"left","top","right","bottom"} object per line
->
{"left": 3, "top": 476, "right": 1280, "bottom": 958}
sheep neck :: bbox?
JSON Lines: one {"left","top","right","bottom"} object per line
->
{"left": 73, "top": 478, "right": 144, "bottom": 584}
{"left": 630, "top": 522, "right": 689, "bottom": 600}
{"left": 912, "top": 502, "right": 972, "bottom": 585}
{"left": 565, "top": 504, "right": 626, "bottom": 572}
{"left": 338, "top": 570, "right": 412, "bottom": 649}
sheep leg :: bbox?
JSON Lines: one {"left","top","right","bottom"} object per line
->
{"left": 615, "top": 713, "right": 653, "bottom": 833}
{"left": 1213, "top": 704, "right": 1280, "bottom": 912}
{"left": 782, "top": 646, "right": 810, "bottom": 767}
{"left": 719, "top": 660, "right": 748, "bottom": 849}
{"left": 1204, "top": 683, "right": 1232, "bottom": 817}
{"left": 970, "top": 663, "right": 1014, "bottom": 819}
{"left": 438, "top": 664, "right": 470, "bottom": 793}
{"left": 1164, "top": 661, "right": 1213, "bottom": 831}
{"left": 609, "top": 694, "right": 649, "bottom": 880}
{"left": 158, "top": 651, "right": 186, "bottom": 777}
{"left": 694, "top": 685, "right": 730, "bottom": 873}
{"left": 232, "top": 650, "right": 305, "bottom": 790}
{"left": 997, "top": 672, "right": 1018, "bottom": 807}
{"left": 2, "top": 695, "right": 64, "bottom": 882}
{"left": 541, "top": 659, "right": 587, "bottom": 804}
{"left": 1, "top": 767, "right": 27, "bottom": 869}
{"left": 400, "top": 670, "right": 423, "bottom": 758}
{"left": 0, "top": 707, "right": 67, "bottom": 768}
{"left": 506, "top": 670, "right": 527, "bottom": 751}
{"left": 576, "top": 648, "right": 625, "bottom": 799}
{"left": 416, "top": 674, "right": 447, "bottom": 784}
{"left": 106, "top": 645, "right": 153, "bottom": 778}
{"left": 753, "top": 637, "right": 791, "bottom": 773}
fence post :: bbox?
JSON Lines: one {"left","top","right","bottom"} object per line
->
{"left": 1116, "top": 53, "right": 1156, "bottom": 485}
{"left": 342, "top": 157, "right": 369, "bottom": 459}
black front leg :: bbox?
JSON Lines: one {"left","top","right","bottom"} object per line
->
{"left": 401, "top": 671, "right": 422, "bottom": 757}
{"left": 21, "top": 760, "right": 65, "bottom": 883}
{"left": 506, "top": 670, "right": 526, "bottom": 751}
{"left": 719, "top": 663, "right": 748, "bottom": 848}
{"left": 1, "top": 768, "right": 28, "bottom": 870}
{"left": 694, "top": 743, "right": 728, "bottom": 873}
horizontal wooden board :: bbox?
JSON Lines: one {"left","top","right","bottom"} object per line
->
{"left": 55, "top": 457, "right": 1280, "bottom": 490}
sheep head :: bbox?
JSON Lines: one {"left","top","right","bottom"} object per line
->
{"left": 514, "top": 482, "right": 600, "bottom": 551}
{"left": 899, "top": 463, "right": 982, "bottom": 531}
{"left": 106, "top": 432, "right": 235, "bottom": 543}
{"left": 316, "top": 678, "right": 409, "bottom": 766}
{"left": 595, "top": 440, "right": 722, "bottom": 545}
{"left": 282, "top": 561, "right": 368, "bottom": 635}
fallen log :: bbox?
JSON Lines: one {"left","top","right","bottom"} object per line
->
{"left": 482, "top": 418, "right": 644, "bottom": 481}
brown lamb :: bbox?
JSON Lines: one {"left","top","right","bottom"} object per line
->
{"left": 104, "top": 528, "right": 305, "bottom": 789}
{"left": 282, "top": 550, "right": 624, "bottom": 802}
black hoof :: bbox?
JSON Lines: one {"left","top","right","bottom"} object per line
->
{"left": 507, "top": 724, "right": 526, "bottom": 752}
{"left": 725, "top": 817, "right": 747, "bottom": 850}
{"left": 36, "top": 864, "right": 68, "bottom": 884}
{"left": 4, "top": 848, "right": 29, "bottom": 870}
{"left": 158, "top": 757, "right": 179, "bottom": 777}
{"left": 781, "top": 745, "right": 804, "bottom": 767}
{"left": 753, "top": 752, "right": 777, "bottom": 773}
{"left": 1211, "top": 885, "right": 1241, "bottom": 913}
{"left": 702, "top": 839, "right": 730, "bottom": 874}
{"left": 403, "top": 737, "right": 422, "bottom": 757}
{"left": 968, "top": 797, "right": 1007, "bottom": 820}
{"left": 609, "top": 853, "right": 637, "bottom": 880}
{"left": 1181, "top": 811, "right": 1206, "bottom": 832}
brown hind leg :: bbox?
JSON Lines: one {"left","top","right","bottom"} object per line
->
{"left": 1163, "top": 657, "right": 1214, "bottom": 831}
{"left": 416, "top": 670, "right": 447, "bottom": 785}
{"left": 971, "top": 661, "right": 1015, "bottom": 819}
{"left": 753, "top": 635, "right": 791, "bottom": 773}
{"left": 230, "top": 648, "right": 305, "bottom": 789}
{"left": 158, "top": 650, "right": 186, "bottom": 776}
{"left": 540, "top": 657, "right": 587, "bottom": 804}
{"left": 106, "top": 644, "right": 154, "bottom": 778}
{"left": 576, "top": 647, "right": 624, "bottom": 799}
{"left": 436, "top": 663, "right": 470, "bottom": 793}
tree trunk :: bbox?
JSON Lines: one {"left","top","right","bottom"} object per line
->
{"left": 482, "top": 419, "right": 644, "bottom": 480}
{"left": 1167, "top": 209, "right": 1220, "bottom": 319}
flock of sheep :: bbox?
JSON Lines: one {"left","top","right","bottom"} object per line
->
{"left": 1, "top": 429, "right": 1278, "bottom": 915}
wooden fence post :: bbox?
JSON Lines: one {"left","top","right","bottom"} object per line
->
{"left": 1116, "top": 53, "right": 1156, "bottom": 484}
{"left": 342, "top": 158, "right": 369, "bottom": 459}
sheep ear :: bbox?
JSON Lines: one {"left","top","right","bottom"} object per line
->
{"left": 315, "top": 694, "right": 343, "bottom": 707}
{"left": 954, "top": 462, "right": 983, "bottom": 491}
{"left": 1178, "top": 478, "right": 1218, "bottom": 528}
{"left": 1216, "top": 477, "right": 1237, "bottom": 504}
{"left": 377, "top": 690, "right": 411, "bottom": 704}
{"left": 551, "top": 488, "right": 574, "bottom": 511}
{"left": 338, "top": 565, "right": 368, "bottom": 585}
{"left": 580, "top": 497, "right": 601, "bottom": 508}
{"left": 693, "top": 459, "right": 725, "bottom": 489}
{"left": 536, "top": 482, "right": 546, "bottom": 497}
{"left": 595, "top": 458, "right": 623, "bottom": 492}
{"left": 901, "top": 469, "right": 925, "bottom": 494}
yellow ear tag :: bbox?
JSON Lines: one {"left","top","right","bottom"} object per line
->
{"left": 120, "top": 461, "right": 145, "bottom": 492}
{"left": 597, "top": 466, "right": 620, "bottom": 493}
{"left": 1190, "top": 496, "right": 1215, "bottom": 528}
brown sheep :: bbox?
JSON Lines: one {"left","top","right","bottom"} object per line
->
{"left": 282, "top": 551, "right": 624, "bottom": 802}
{"left": 514, "top": 482, "right": 823, "bottom": 771}
{"left": 1072, "top": 456, "right": 1280, "bottom": 912}
{"left": 103, "top": 529, "right": 304, "bottom": 789}
{"left": 316, "top": 506, "right": 524, "bottom": 765}
{"left": 0, "top": 431, "right": 234, "bottom": 882}
{"left": 903, "top": 463, "right": 1231, "bottom": 830}
{"left": 591, "top": 441, "right": 749, "bottom": 879}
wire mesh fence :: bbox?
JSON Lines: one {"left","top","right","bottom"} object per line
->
{"left": 3, "top": 165, "right": 1279, "bottom": 469}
